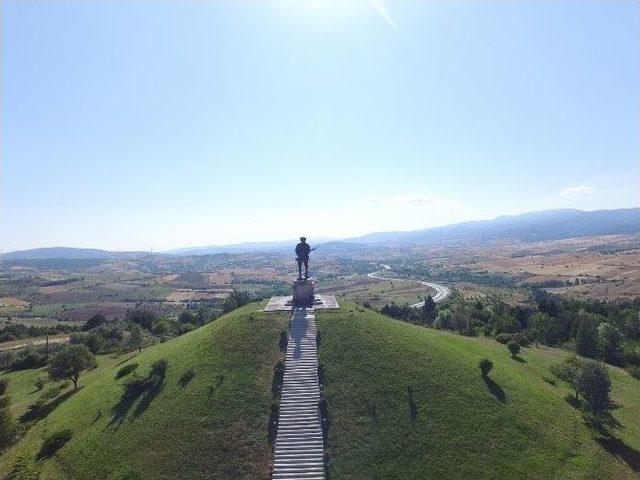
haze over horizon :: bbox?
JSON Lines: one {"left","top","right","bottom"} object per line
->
{"left": 3, "top": 1, "right": 639, "bottom": 251}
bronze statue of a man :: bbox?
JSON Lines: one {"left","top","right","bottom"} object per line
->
{"left": 295, "top": 237, "right": 315, "bottom": 280}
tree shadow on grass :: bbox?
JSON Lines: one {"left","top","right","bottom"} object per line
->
{"left": 115, "top": 353, "right": 138, "bottom": 367}
{"left": 20, "top": 389, "right": 77, "bottom": 423}
{"left": 597, "top": 437, "right": 640, "bottom": 474}
{"left": 407, "top": 386, "right": 418, "bottom": 423}
{"left": 564, "top": 393, "right": 581, "bottom": 409}
{"left": 178, "top": 369, "right": 195, "bottom": 388}
{"left": 207, "top": 375, "right": 224, "bottom": 402}
{"left": 109, "top": 361, "right": 167, "bottom": 428}
{"left": 482, "top": 375, "right": 506, "bottom": 403}
{"left": 512, "top": 355, "right": 527, "bottom": 363}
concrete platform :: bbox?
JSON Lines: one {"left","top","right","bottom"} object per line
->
{"left": 264, "top": 294, "right": 339, "bottom": 312}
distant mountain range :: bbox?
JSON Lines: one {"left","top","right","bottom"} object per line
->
{"left": 2, "top": 208, "right": 638, "bottom": 260}
{"left": 344, "top": 208, "right": 640, "bottom": 245}
{"left": 0, "top": 247, "right": 149, "bottom": 261}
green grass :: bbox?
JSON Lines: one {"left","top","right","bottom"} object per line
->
{"left": 1, "top": 301, "right": 288, "bottom": 479}
{"left": 316, "top": 303, "right": 640, "bottom": 480}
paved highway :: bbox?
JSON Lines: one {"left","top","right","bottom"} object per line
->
{"left": 367, "top": 269, "right": 450, "bottom": 307}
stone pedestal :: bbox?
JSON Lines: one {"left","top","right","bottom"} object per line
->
{"left": 293, "top": 279, "right": 315, "bottom": 306}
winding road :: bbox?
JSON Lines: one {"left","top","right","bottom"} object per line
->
{"left": 367, "top": 268, "right": 450, "bottom": 307}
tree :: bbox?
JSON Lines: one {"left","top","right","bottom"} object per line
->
{"left": 528, "top": 312, "right": 563, "bottom": 346}
{"left": 479, "top": 358, "right": 493, "bottom": 377}
{"left": 152, "top": 320, "right": 170, "bottom": 336}
{"left": 596, "top": 322, "right": 624, "bottom": 364}
{"left": 507, "top": 341, "right": 520, "bottom": 357}
{"left": 575, "top": 361, "right": 617, "bottom": 431}
{"left": 179, "top": 310, "right": 196, "bottom": 325}
{"left": 575, "top": 318, "right": 598, "bottom": 358}
{"left": 421, "top": 295, "right": 437, "bottom": 325}
{"left": 453, "top": 312, "right": 470, "bottom": 335}
{"left": 434, "top": 309, "right": 452, "bottom": 330}
{"left": 0, "top": 378, "right": 17, "bottom": 449}
{"left": 84, "top": 332, "right": 106, "bottom": 354}
{"left": 550, "top": 355, "right": 584, "bottom": 400}
{"left": 127, "top": 310, "right": 157, "bottom": 330}
{"left": 129, "top": 325, "right": 144, "bottom": 353}
{"left": 48, "top": 345, "right": 97, "bottom": 390}
{"left": 83, "top": 314, "right": 107, "bottom": 331}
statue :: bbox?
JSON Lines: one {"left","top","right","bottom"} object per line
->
{"left": 295, "top": 237, "right": 316, "bottom": 280}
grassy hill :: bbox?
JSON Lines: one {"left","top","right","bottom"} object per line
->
{"left": 1, "top": 302, "right": 288, "bottom": 479}
{"left": 3, "top": 301, "right": 639, "bottom": 479}
{"left": 316, "top": 303, "right": 640, "bottom": 480}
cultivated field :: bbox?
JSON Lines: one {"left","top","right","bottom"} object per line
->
{"left": 1, "top": 234, "right": 638, "bottom": 338}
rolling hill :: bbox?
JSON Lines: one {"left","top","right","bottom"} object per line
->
{"left": 0, "top": 303, "right": 288, "bottom": 479}
{"left": 0, "top": 247, "right": 149, "bottom": 261}
{"left": 4, "top": 208, "right": 638, "bottom": 259}
{"left": 346, "top": 208, "right": 640, "bottom": 245}
{"left": 2, "top": 302, "right": 639, "bottom": 479}
{"left": 316, "top": 303, "right": 640, "bottom": 479}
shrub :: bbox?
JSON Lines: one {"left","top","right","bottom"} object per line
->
{"left": 115, "top": 363, "right": 138, "bottom": 379}
{"left": 83, "top": 314, "right": 107, "bottom": 331}
{"left": 84, "top": 332, "right": 106, "bottom": 354}
{"left": 39, "top": 429, "right": 72, "bottom": 457}
{"left": 620, "top": 344, "right": 640, "bottom": 366}
{"left": 0, "top": 351, "right": 15, "bottom": 371}
{"left": 128, "top": 325, "right": 144, "bottom": 353}
{"left": 10, "top": 346, "right": 45, "bottom": 371}
{"left": 0, "top": 378, "right": 8, "bottom": 395}
{"left": 179, "top": 310, "right": 196, "bottom": 324}
{"left": 152, "top": 320, "right": 170, "bottom": 335}
{"left": 34, "top": 377, "right": 47, "bottom": 391}
{"left": 626, "top": 365, "right": 640, "bottom": 380}
{"left": 507, "top": 341, "right": 521, "bottom": 357}
{"left": 127, "top": 310, "right": 157, "bottom": 330}
{"left": 495, "top": 332, "right": 531, "bottom": 347}
{"left": 478, "top": 358, "right": 493, "bottom": 377}
{"left": 178, "top": 323, "right": 195, "bottom": 335}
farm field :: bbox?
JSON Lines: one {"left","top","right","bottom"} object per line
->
{"left": 1, "top": 234, "right": 638, "bottom": 337}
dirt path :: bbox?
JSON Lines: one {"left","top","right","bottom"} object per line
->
{"left": 0, "top": 334, "right": 70, "bottom": 352}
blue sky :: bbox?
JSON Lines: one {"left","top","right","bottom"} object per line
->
{"left": 2, "top": 0, "right": 639, "bottom": 251}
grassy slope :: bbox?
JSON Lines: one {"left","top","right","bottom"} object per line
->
{"left": 317, "top": 303, "right": 640, "bottom": 480}
{"left": 1, "top": 302, "right": 287, "bottom": 479}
